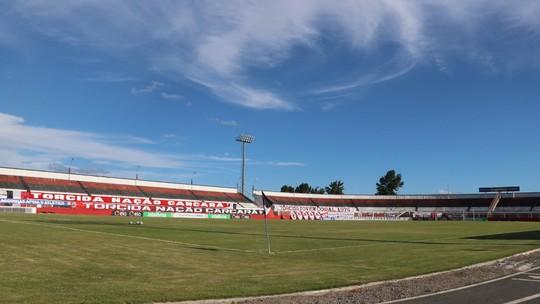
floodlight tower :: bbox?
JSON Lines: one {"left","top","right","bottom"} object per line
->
{"left": 68, "top": 157, "right": 75, "bottom": 181}
{"left": 236, "top": 134, "right": 255, "bottom": 195}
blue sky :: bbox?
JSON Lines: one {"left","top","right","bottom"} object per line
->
{"left": 1, "top": 1, "right": 540, "bottom": 194}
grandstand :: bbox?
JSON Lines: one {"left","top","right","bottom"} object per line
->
{"left": 253, "top": 190, "right": 540, "bottom": 221}
{"left": 0, "top": 167, "right": 260, "bottom": 219}
{"left": 1, "top": 166, "right": 539, "bottom": 221}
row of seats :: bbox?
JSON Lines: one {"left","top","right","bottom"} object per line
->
{"left": 266, "top": 195, "right": 539, "bottom": 209}
{"left": 24, "top": 177, "right": 86, "bottom": 193}
{"left": 0, "top": 175, "right": 25, "bottom": 190}
{"left": 83, "top": 182, "right": 143, "bottom": 197}
{"left": 0, "top": 174, "right": 253, "bottom": 204}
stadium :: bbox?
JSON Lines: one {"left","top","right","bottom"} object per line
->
{"left": 3, "top": 1, "right": 540, "bottom": 304}
{"left": 1, "top": 166, "right": 540, "bottom": 303}
{"left": 2, "top": 167, "right": 540, "bottom": 221}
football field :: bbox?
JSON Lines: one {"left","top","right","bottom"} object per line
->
{"left": 0, "top": 213, "right": 539, "bottom": 304}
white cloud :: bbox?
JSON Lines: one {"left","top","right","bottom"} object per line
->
{"left": 310, "top": 57, "right": 417, "bottom": 94}
{"left": 47, "top": 162, "right": 110, "bottom": 175}
{"left": 82, "top": 72, "right": 137, "bottom": 83}
{"left": 5, "top": 1, "right": 540, "bottom": 108}
{"left": 438, "top": 189, "right": 452, "bottom": 194}
{"left": 160, "top": 92, "right": 182, "bottom": 100}
{"left": 207, "top": 117, "right": 238, "bottom": 127}
{"left": 183, "top": 73, "right": 294, "bottom": 110}
{"left": 162, "top": 133, "right": 176, "bottom": 139}
{"left": 0, "top": 112, "right": 184, "bottom": 169}
{"left": 251, "top": 160, "right": 305, "bottom": 167}
{"left": 131, "top": 81, "right": 164, "bottom": 95}
{"left": 202, "top": 156, "right": 242, "bottom": 162}
{"left": 270, "top": 162, "right": 305, "bottom": 167}
{"left": 0, "top": 112, "right": 305, "bottom": 176}
{"left": 320, "top": 101, "right": 343, "bottom": 111}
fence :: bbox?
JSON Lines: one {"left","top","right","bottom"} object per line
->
{"left": 0, "top": 206, "right": 37, "bottom": 214}
{"left": 413, "top": 211, "right": 540, "bottom": 221}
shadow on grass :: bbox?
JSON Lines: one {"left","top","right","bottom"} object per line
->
{"left": 33, "top": 219, "right": 539, "bottom": 248}
{"left": 466, "top": 230, "right": 540, "bottom": 241}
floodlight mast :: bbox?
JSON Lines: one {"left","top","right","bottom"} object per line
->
{"left": 236, "top": 134, "right": 255, "bottom": 195}
{"left": 68, "top": 157, "right": 75, "bottom": 181}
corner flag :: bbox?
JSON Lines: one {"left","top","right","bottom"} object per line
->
{"left": 261, "top": 191, "right": 273, "bottom": 209}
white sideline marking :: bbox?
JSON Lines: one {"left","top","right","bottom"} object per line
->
{"left": 380, "top": 266, "right": 540, "bottom": 303}
{"left": 0, "top": 218, "right": 256, "bottom": 253}
{"left": 504, "top": 293, "right": 540, "bottom": 304}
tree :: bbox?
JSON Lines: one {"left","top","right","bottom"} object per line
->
{"left": 285, "top": 183, "right": 326, "bottom": 194}
{"left": 281, "top": 183, "right": 326, "bottom": 194}
{"left": 295, "top": 183, "right": 313, "bottom": 193}
{"left": 376, "top": 170, "right": 404, "bottom": 195}
{"left": 280, "top": 185, "right": 295, "bottom": 193}
{"left": 311, "top": 186, "right": 325, "bottom": 194}
{"left": 325, "top": 180, "right": 344, "bottom": 195}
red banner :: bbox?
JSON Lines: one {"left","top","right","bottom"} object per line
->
{"left": 22, "top": 192, "right": 232, "bottom": 208}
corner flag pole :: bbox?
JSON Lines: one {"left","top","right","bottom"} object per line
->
{"left": 261, "top": 191, "right": 272, "bottom": 254}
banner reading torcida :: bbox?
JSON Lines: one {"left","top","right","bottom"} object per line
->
{"left": 21, "top": 192, "right": 232, "bottom": 208}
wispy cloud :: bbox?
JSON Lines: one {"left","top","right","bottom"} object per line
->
{"left": 5, "top": 1, "right": 540, "bottom": 109}
{"left": 0, "top": 112, "right": 303, "bottom": 176}
{"left": 160, "top": 92, "right": 182, "bottom": 100}
{"left": 131, "top": 81, "right": 164, "bottom": 96}
{"left": 48, "top": 162, "right": 110, "bottom": 176}
{"left": 189, "top": 155, "right": 242, "bottom": 162}
{"left": 268, "top": 161, "right": 305, "bottom": 167}
{"left": 162, "top": 133, "right": 176, "bottom": 139}
{"left": 186, "top": 75, "right": 294, "bottom": 110}
{"left": 309, "top": 57, "right": 417, "bottom": 95}
{"left": 320, "top": 101, "right": 343, "bottom": 111}
{"left": 251, "top": 160, "right": 305, "bottom": 167}
{"left": 82, "top": 72, "right": 137, "bottom": 83}
{"left": 438, "top": 189, "right": 452, "bottom": 195}
{"left": 207, "top": 117, "right": 239, "bottom": 127}
{"left": 0, "top": 112, "right": 183, "bottom": 169}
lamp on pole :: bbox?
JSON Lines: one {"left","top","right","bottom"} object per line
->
{"left": 68, "top": 158, "right": 75, "bottom": 181}
{"left": 191, "top": 171, "right": 197, "bottom": 185}
{"left": 236, "top": 134, "right": 254, "bottom": 195}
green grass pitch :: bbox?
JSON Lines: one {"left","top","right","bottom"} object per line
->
{"left": 0, "top": 213, "right": 539, "bottom": 304}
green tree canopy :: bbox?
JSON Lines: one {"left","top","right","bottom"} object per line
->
{"left": 311, "top": 187, "right": 325, "bottom": 194}
{"left": 280, "top": 185, "right": 295, "bottom": 193}
{"left": 295, "top": 183, "right": 313, "bottom": 193}
{"left": 325, "top": 180, "right": 344, "bottom": 195}
{"left": 376, "top": 170, "right": 404, "bottom": 195}
{"left": 281, "top": 183, "right": 327, "bottom": 194}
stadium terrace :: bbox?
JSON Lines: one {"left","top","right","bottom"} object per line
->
{"left": 1, "top": 167, "right": 539, "bottom": 221}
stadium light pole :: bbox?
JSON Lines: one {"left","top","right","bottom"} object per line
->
{"left": 191, "top": 171, "right": 197, "bottom": 185}
{"left": 135, "top": 165, "right": 140, "bottom": 185}
{"left": 68, "top": 158, "right": 74, "bottom": 181}
{"left": 236, "top": 134, "right": 254, "bottom": 195}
